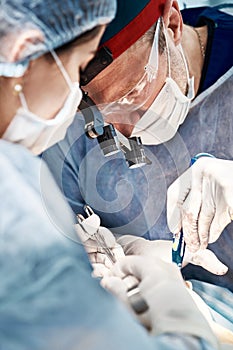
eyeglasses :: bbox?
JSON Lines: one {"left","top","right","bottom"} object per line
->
{"left": 99, "top": 17, "right": 162, "bottom": 118}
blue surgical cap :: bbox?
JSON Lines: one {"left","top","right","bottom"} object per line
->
{"left": 0, "top": 0, "right": 116, "bottom": 77}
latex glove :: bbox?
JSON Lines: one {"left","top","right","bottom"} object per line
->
{"left": 102, "top": 255, "right": 218, "bottom": 349}
{"left": 167, "top": 157, "right": 233, "bottom": 249}
{"left": 117, "top": 235, "right": 228, "bottom": 275}
{"left": 167, "top": 158, "right": 233, "bottom": 265}
{"left": 117, "top": 235, "right": 172, "bottom": 262}
{"left": 88, "top": 230, "right": 125, "bottom": 278}
{"left": 75, "top": 213, "right": 124, "bottom": 278}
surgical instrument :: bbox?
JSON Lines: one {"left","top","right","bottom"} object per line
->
{"left": 77, "top": 205, "right": 149, "bottom": 315}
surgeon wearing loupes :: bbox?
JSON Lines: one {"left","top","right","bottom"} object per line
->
{"left": 43, "top": 0, "right": 233, "bottom": 294}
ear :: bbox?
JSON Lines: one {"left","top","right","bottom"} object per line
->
{"left": 9, "top": 29, "right": 44, "bottom": 62}
{"left": 162, "top": 0, "right": 183, "bottom": 45}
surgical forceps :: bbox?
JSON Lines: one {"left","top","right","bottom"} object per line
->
{"left": 77, "top": 205, "right": 149, "bottom": 315}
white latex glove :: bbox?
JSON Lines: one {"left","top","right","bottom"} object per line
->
{"left": 117, "top": 235, "right": 228, "bottom": 275}
{"left": 88, "top": 231, "right": 125, "bottom": 278}
{"left": 102, "top": 255, "right": 218, "bottom": 349}
{"left": 75, "top": 213, "right": 124, "bottom": 278}
{"left": 167, "top": 158, "right": 233, "bottom": 270}
{"left": 167, "top": 157, "right": 233, "bottom": 249}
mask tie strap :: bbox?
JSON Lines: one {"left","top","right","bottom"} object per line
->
{"left": 13, "top": 83, "right": 29, "bottom": 110}
{"left": 161, "top": 18, "right": 171, "bottom": 79}
{"left": 178, "top": 44, "right": 194, "bottom": 98}
{"left": 50, "top": 50, "right": 73, "bottom": 90}
{"left": 161, "top": 18, "right": 194, "bottom": 100}
{"left": 178, "top": 44, "right": 190, "bottom": 82}
{"left": 162, "top": 22, "right": 194, "bottom": 98}
{"left": 19, "top": 91, "right": 29, "bottom": 110}
{"left": 145, "top": 17, "right": 161, "bottom": 82}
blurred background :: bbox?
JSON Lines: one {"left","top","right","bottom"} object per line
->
{"left": 178, "top": 0, "right": 233, "bottom": 9}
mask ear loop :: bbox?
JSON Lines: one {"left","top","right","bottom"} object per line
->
{"left": 178, "top": 44, "right": 190, "bottom": 81}
{"left": 177, "top": 43, "right": 195, "bottom": 98}
{"left": 14, "top": 50, "right": 74, "bottom": 112}
{"left": 50, "top": 50, "right": 73, "bottom": 90}
{"left": 145, "top": 17, "right": 161, "bottom": 83}
{"left": 161, "top": 18, "right": 171, "bottom": 78}
{"left": 14, "top": 83, "right": 29, "bottom": 110}
{"left": 161, "top": 20, "right": 194, "bottom": 98}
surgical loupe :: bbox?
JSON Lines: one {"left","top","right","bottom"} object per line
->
{"left": 79, "top": 92, "right": 151, "bottom": 168}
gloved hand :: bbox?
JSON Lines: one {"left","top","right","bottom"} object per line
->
{"left": 75, "top": 211, "right": 124, "bottom": 278}
{"left": 87, "top": 226, "right": 125, "bottom": 278}
{"left": 167, "top": 157, "right": 233, "bottom": 271}
{"left": 117, "top": 235, "right": 228, "bottom": 275}
{"left": 167, "top": 157, "right": 233, "bottom": 249}
{"left": 101, "top": 255, "right": 218, "bottom": 349}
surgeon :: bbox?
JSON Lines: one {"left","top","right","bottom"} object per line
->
{"left": 42, "top": 0, "right": 233, "bottom": 293}
{"left": 0, "top": 0, "right": 220, "bottom": 349}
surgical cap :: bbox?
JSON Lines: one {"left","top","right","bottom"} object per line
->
{"left": 80, "top": 0, "right": 166, "bottom": 85}
{"left": 0, "top": 0, "right": 117, "bottom": 77}
{"left": 100, "top": 0, "right": 166, "bottom": 59}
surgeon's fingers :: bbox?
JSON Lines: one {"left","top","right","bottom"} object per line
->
{"left": 197, "top": 177, "right": 215, "bottom": 249}
{"left": 167, "top": 185, "right": 182, "bottom": 234}
{"left": 89, "top": 252, "right": 113, "bottom": 268}
{"left": 167, "top": 168, "right": 193, "bottom": 234}
{"left": 110, "top": 256, "right": 148, "bottom": 281}
{"left": 188, "top": 249, "right": 228, "bottom": 275}
{"left": 208, "top": 181, "right": 233, "bottom": 243}
{"left": 209, "top": 208, "right": 231, "bottom": 244}
{"left": 101, "top": 276, "right": 128, "bottom": 303}
{"left": 111, "top": 255, "right": 183, "bottom": 284}
{"left": 112, "top": 245, "right": 125, "bottom": 260}
{"left": 92, "top": 263, "right": 112, "bottom": 278}
{"left": 182, "top": 186, "right": 203, "bottom": 253}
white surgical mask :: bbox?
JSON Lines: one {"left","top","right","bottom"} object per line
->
{"left": 3, "top": 51, "right": 82, "bottom": 155}
{"left": 131, "top": 22, "right": 195, "bottom": 145}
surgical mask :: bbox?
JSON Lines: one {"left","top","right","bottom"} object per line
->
{"left": 2, "top": 50, "right": 82, "bottom": 155}
{"left": 131, "top": 21, "right": 195, "bottom": 145}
